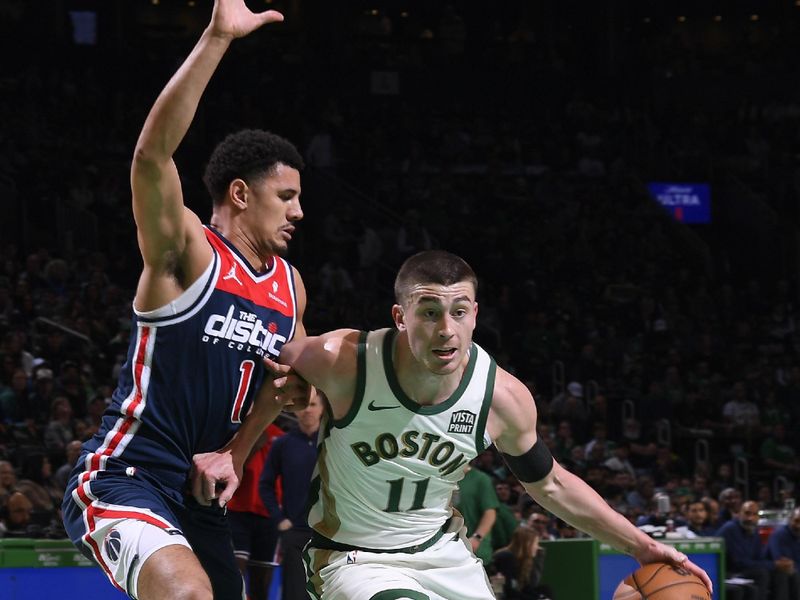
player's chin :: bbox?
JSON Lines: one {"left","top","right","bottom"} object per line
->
{"left": 427, "top": 361, "right": 461, "bottom": 376}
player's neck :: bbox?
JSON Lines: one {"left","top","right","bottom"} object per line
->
{"left": 393, "top": 334, "right": 467, "bottom": 406}
{"left": 211, "top": 216, "right": 273, "bottom": 272}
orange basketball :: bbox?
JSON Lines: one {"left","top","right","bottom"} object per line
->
{"left": 612, "top": 562, "right": 711, "bottom": 600}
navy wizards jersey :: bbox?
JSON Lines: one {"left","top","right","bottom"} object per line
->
{"left": 74, "top": 227, "right": 298, "bottom": 503}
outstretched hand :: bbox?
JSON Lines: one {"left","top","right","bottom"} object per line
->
{"left": 209, "top": 0, "right": 284, "bottom": 40}
{"left": 263, "top": 356, "right": 312, "bottom": 412}
{"left": 635, "top": 541, "right": 713, "bottom": 595}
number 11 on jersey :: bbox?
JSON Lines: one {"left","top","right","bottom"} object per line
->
{"left": 385, "top": 477, "right": 430, "bottom": 512}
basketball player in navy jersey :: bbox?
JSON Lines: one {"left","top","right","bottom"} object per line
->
{"left": 272, "top": 250, "right": 712, "bottom": 599}
{"left": 61, "top": 2, "right": 310, "bottom": 599}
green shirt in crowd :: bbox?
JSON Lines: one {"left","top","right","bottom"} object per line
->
{"left": 456, "top": 467, "right": 500, "bottom": 564}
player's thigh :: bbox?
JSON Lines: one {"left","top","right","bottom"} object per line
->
{"left": 305, "top": 536, "right": 494, "bottom": 600}
{"left": 414, "top": 535, "right": 495, "bottom": 600}
{"left": 138, "top": 544, "right": 213, "bottom": 600}
{"left": 307, "top": 557, "right": 433, "bottom": 600}
{"left": 63, "top": 477, "right": 193, "bottom": 598}
{"left": 177, "top": 498, "right": 244, "bottom": 599}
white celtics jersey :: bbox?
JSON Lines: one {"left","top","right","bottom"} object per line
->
{"left": 307, "top": 328, "right": 496, "bottom": 550}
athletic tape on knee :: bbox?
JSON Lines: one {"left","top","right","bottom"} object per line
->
{"left": 501, "top": 437, "right": 554, "bottom": 483}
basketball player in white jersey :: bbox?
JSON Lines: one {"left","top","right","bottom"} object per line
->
{"left": 271, "top": 250, "right": 712, "bottom": 599}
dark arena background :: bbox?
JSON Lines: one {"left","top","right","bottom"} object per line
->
{"left": 1, "top": 1, "right": 800, "bottom": 599}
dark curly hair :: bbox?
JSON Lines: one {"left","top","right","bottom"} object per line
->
{"left": 202, "top": 129, "right": 304, "bottom": 205}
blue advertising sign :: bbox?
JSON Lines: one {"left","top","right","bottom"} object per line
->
{"left": 647, "top": 182, "right": 711, "bottom": 224}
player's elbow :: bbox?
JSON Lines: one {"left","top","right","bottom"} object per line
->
{"left": 131, "top": 144, "right": 170, "bottom": 177}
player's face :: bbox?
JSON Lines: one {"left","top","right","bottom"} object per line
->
{"left": 247, "top": 163, "right": 302, "bottom": 257}
{"left": 394, "top": 281, "right": 477, "bottom": 376}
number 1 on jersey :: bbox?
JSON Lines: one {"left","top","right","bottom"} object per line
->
{"left": 385, "top": 477, "right": 430, "bottom": 512}
{"left": 231, "top": 359, "right": 255, "bottom": 423}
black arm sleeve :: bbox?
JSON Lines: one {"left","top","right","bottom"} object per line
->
{"left": 500, "top": 437, "right": 554, "bottom": 483}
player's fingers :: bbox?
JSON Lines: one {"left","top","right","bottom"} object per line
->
{"left": 217, "top": 476, "right": 238, "bottom": 508}
{"left": 257, "top": 10, "right": 284, "bottom": 26}
{"left": 263, "top": 357, "right": 290, "bottom": 376}
{"left": 203, "top": 477, "right": 217, "bottom": 504}
{"left": 278, "top": 376, "right": 309, "bottom": 392}
{"left": 685, "top": 559, "right": 713, "bottom": 593}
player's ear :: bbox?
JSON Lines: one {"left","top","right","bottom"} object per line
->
{"left": 474, "top": 302, "right": 478, "bottom": 317}
{"left": 392, "top": 304, "right": 406, "bottom": 330}
{"left": 229, "top": 179, "right": 248, "bottom": 209}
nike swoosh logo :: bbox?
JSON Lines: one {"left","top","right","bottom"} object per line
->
{"left": 367, "top": 400, "right": 400, "bottom": 411}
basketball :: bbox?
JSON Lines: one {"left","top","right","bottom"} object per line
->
{"left": 612, "top": 562, "right": 711, "bottom": 600}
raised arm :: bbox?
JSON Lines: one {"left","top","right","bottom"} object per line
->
{"left": 488, "top": 368, "right": 713, "bottom": 593}
{"left": 131, "top": 0, "right": 284, "bottom": 309}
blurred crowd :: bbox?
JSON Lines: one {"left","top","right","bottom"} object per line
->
{"left": 1, "top": 3, "right": 800, "bottom": 597}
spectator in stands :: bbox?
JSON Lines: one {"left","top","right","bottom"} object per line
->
{"left": 24, "top": 365, "right": 54, "bottom": 424}
{"left": 79, "top": 394, "right": 106, "bottom": 440}
{"left": 0, "top": 491, "right": 36, "bottom": 538}
{"left": 3, "top": 330, "right": 34, "bottom": 377}
{"left": 765, "top": 507, "right": 800, "bottom": 599}
{"left": 626, "top": 475, "right": 656, "bottom": 512}
{"left": 583, "top": 421, "right": 613, "bottom": 463}
{"left": 691, "top": 473, "right": 711, "bottom": 501}
{"left": 56, "top": 360, "right": 88, "bottom": 419}
{"left": 526, "top": 509, "right": 556, "bottom": 542}
{"left": 710, "top": 463, "right": 736, "bottom": 500}
{"left": 722, "top": 380, "right": 760, "bottom": 431}
{"left": 756, "top": 482, "right": 777, "bottom": 510}
{"left": 685, "top": 500, "right": 716, "bottom": 537}
{"left": 54, "top": 440, "right": 82, "bottom": 493}
{"left": 717, "top": 500, "right": 793, "bottom": 600}
{"left": 0, "top": 367, "right": 27, "bottom": 422}
{"left": 457, "top": 462, "right": 499, "bottom": 565}
{"left": 702, "top": 496, "right": 721, "bottom": 528}
{"left": 760, "top": 424, "right": 800, "bottom": 476}
{"left": 552, "top": 420, "right": 577, "bottom": 464}
{"left": 492, "top": 481, "right": 521, "bottom": 550}
{"left": 43, "top": 395, "right": 75, "bottom": 460}
{"left": 620, "top": 417, "right": 657, "bottom": 473}
{"left": 259, "top": 396, "right": 323, "bottom": 600}
{"left": 603, "top": 440, "right": 636, "bottom": 479}
{"left": 0, "top": 459, "right": 17, "bottom": 507}
{"left": 491, "top": 526, "right": 553, "bottom": 600}
{"left": 549, "top": 382, "right": 588, "bottom": 440}
{"left": 716, "top": 487, "right": 743, "bottom": 529}
{"left": 650, "top": 445, "right": 687, "bottom": 487}
{"left": 15, "top": 451, "right": 59, "bottom": 528}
